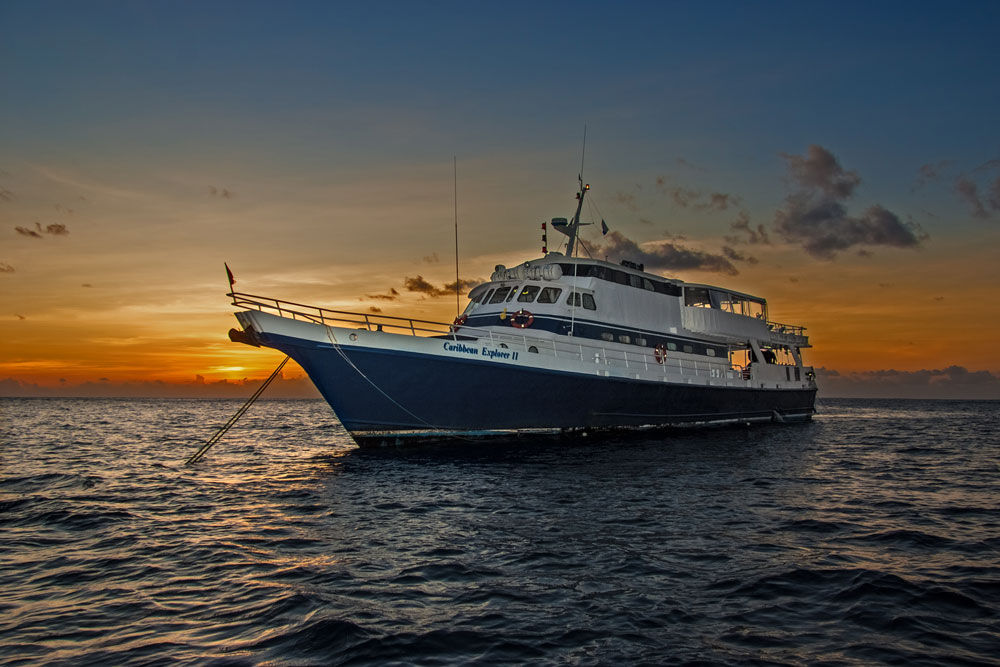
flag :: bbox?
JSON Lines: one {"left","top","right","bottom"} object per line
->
{"left": 225, "top": 263, "right": 235, "bottom": 288}
{"left": 601, "top": 219, "right": 609, "bottom": 235}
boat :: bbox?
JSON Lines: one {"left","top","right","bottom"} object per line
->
{"left": 227, "top": 177, "right": 817, "bottom": 447}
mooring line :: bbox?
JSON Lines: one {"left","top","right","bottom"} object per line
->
{"left": 185, "top": 356, "right": 290, "bottom": 465}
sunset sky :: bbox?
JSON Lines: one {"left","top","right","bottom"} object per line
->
{"left": 2, "top": 2, "right": 999, "bottom": 398}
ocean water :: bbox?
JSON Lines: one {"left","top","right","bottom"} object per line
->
{"left": 0, "top": 397, "right": 998, "bottom": 665}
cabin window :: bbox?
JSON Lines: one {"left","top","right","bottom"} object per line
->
{"left": 537, "top": 287, "right": 562, "bottom": 304}
{"left": 635, "top": 337, "right": 647, "bottom": 346}
{"left": 600, "top": 332, "right": 614, "bottom": 342}
{"left": 489, "top": 287, "right": 511, "bottom": 304}
{"left": 528, "top": 345, "right": 538, "bottom": 353}
{"left": 667, "top": 342, "right": 677, "bottom": 351}
{"left": 706, "top": 349, "right": 716, "bottom": 357}
{"left": 567, "top": 292, "right": 597, "bottom": 310}
{"left": 683, "top": 344, "right": 694, "bottom": 354}
{"left": 518, "top": 285, "right": 540, "bottom": 302}
{"left": 618, "top": 334, "right": 631, "bottom": 344}
{"left": 481, "top": 289, "right": 495, "bottom": 304}
{"left": 629, "top": 274, "right": 643, "bottom": 288}
{"left": 506, "top": 287, "right": 518, "bottom": 302}
{"left": 643, "top": 278, "right": 655, "bottom": 291}
{"left": 685, "top": 287, "right": 712, "bottom": 308}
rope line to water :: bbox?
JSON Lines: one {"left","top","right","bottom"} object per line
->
{"left": 184, "top": 356, "right": 289, "bottom": 465}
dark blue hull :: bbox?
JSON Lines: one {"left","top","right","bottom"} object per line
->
{"left": 261, "top": 332, "right": 816, "bottom": 448}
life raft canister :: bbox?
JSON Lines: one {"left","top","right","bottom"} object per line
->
{"left": 510, "top": 309, "right": 534, "bottom": 329}
{"left": 450, "top": 314, "right": 468, "bottom": 332}
{"left": 653, "top": 344, "right": 668, "bottom": 364}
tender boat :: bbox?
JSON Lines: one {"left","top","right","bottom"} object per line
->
{"left": 228, "top": 178, "right": 817, "bottom": 447}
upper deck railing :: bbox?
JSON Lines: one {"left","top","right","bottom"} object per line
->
{"left": 231, "top": 291, "right": 815, "bottom": 387}
{"left": 230, "top": 291, "right": 455, "bottom": 337}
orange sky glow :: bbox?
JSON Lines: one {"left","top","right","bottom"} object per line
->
{"left": 2, "top": 3, "right": 999, "bottom": 399}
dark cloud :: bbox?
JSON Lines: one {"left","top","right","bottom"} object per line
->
{"left": 952, "top": 160, "right": 1000, "bottom": 219}
{"left": 0, "top": 262, "right": 14, "bottom": 273}
{"left": 403, "top": 275, "right": 439, "bottom": 295}
{"left": 816, "top": 366, "right": 1000, "bottom": 399}
{"left": 15, "top": 314, "right": 26, "bottom": 319}
{"left": 0, "top": 188, "right": 13, "bottom": 202}
{"left": 781, "top": 144, "right": 860, "bottom": 198}
{"left": 788, "top": 277, "right": 799, "bottom": 283}
{"left": 368, "top": 306, "right": 382, "bottom": 313}
{"left": 721, "top": 246, "right": 758, "bottom": 265}
{"left": 0, "top": 375, "right": 322, "bottom": 399}
{"left": 365, "top": 287, "right": 399, "bottom": 301}
{"left": 913, "top": 160, "right": 952, "bottom": 190}
{"left": 726, "top": 211, "right": 770, "bottom": 245}
{"left": 589, "top": 231, "right": 738, "bottom": 276}
{"left": 774, "top": 146, "right": 925, "bottom": 259}
{"left": 403, "top": 276, "right": 484, "bottom": 297}
{"left": 15, "top": 224, "right": 42, "bottom": 238}
{"left": 81, "top": 283, "right": 92, "bottom": 288}
{"left": 652, "top": 176, "right": 739, "bottom": 212}
{"left": 14, "top": 221, "right": 69, "bottom": 238}
{"left": 615, "top": 191, "right": 639, "bottom": 212}
{"left": 208, "top": 186, "right": 235, "bottom": 198}
{"left": 422, "top": 252, "right": 440, "bottom": 264}
{"left": 442, "top": 278, "right": 484, "bottom": 293}
{"left": 955, "top": 177, "right": 988, "bottom": 218}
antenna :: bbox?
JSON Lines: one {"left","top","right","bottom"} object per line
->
{"left": 453, "top": 156, "right": 460, "bottom": 316}
{"left": 579, "top": 124, "right": 587, "bottom": 182}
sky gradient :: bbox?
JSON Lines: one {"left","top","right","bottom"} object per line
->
{"left": 2, "top": 1, "right": 999, "bottom": 398}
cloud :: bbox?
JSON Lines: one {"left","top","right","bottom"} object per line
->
{"left": 0, "top": 375, "right": 322, "bottom": 399}
{"left": 781, "top": 144, "right": 860, "bottom": 198}
{"left": 726, "top": 211, "right": 770, "bottom": 245}
{"left": 403, "top": 275, "right": 484, "bottom": 297}
{"left": 952, "top": 159, "right": 1000, "bottom": 219}
{"left": 721, "top": 245, "right": 758, "bottom": 265}
{"left": 81, "top": 283, "right": 93, "bottom": 288}
{"left": 615, "top": 191, "right": 639, "bottom": 212}
{"left": 14, "top": 221, "right": 69, "bottom": 238}
{"left": 816, "top": 366, "right": 1000, "bottom": 399}
{"left": 773, "top": 145, "right": 925, "bottom": 259}
{"left": 0, "top": 262, "right": 13, "bottom": 273}
{"left": 365, "top": 287, "right": 399, "bottom": 301}
{"left": 208, "top": 186, "right": 235, "bottom": 199}
{"left": 913, "top": 159, "right": 952, "bottom": 190}
{"left": 955, "top": 177, "right": 988, "bottom": 218}
{"left": 0, "top": 188, "right": 13, "bottom": 202}
{"left": 15, "top": 224, "right": 42, "bottom": 238}
{"left": 652, "top": 176, "right": 740, "bottom": 212}
{"left": 15, "top": 314, "right": 25, "bottom": 320}
{"left": 588, "top": 230, "right": 738, "bottom": 276}
{"left": 422, "top": 252, "right": 440, "bottom": 264}
{"left": 368, "top": 306, "right": 382, "bottom": 313}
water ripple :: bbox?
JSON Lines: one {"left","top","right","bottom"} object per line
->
{"left": 0, "top": 397, "right": 998, "bottom": 664}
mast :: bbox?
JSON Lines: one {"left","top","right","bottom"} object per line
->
{"left": 565, "top": 177, "right": 589, "bottom": 258}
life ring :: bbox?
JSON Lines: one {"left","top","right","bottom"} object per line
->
{"left": 653, "top": 344, "right": 667, "bottom": 364}
{"left": 510, "top": 309, "right": 534, "bottom": 329}
{"left": 450, "top": 314, "right": 467, "bottom": 332}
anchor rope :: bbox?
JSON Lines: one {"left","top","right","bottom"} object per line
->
{"left": 185, "top": 355, "right": 289, "bottom": 465}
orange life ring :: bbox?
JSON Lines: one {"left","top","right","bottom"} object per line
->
{"left": 510, "top": 309, "right": 534, "bottom": 329}
{"left": 653, "top": 344, "right": 667, "bottom": 364}
{"left": 450, "top": 314, "right": 468, "bottom": 332}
